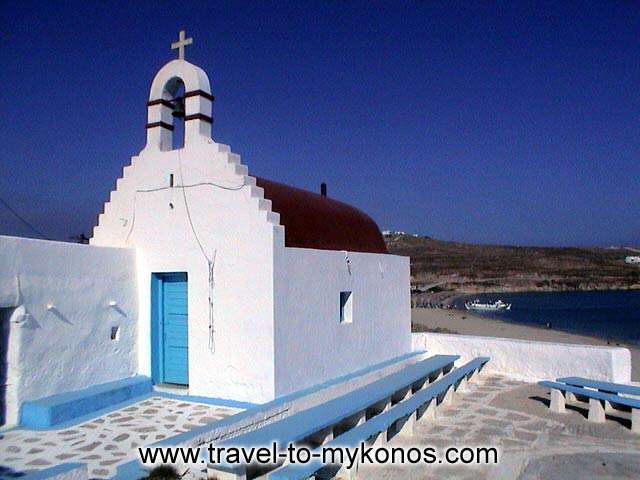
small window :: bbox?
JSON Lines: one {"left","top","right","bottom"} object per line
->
{"left": 340, "top": 291, "right": 353, "bottom": 324}
{"left": 110, "top": 326, "right": 120, "bottom": 341}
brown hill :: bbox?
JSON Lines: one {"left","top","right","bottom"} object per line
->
{"left": 384, "top": 234, "right": 640, "bottom": 305}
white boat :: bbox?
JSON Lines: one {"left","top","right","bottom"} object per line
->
{"left": 465, "top": 299, "right": 511, "bottom": 312}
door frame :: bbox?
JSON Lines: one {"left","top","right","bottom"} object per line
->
{"left": 0, "top": 307, "right": 13, "bottom": 426}
{"left": 151, "top": 272, "right": 188, "bottom": 385}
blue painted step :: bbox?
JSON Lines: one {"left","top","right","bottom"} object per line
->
{"left": 18, "top": 463, "right": 86, "bottom": 480}
{"left": 21, "top": 375, "right": 152, "bottom": 429}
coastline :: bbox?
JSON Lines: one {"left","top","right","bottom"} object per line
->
{"left": 412, "top": 307, "right": 639, "bottom": 381}
{"left": 411, "top": 287, "right": 640, "bottom": 309}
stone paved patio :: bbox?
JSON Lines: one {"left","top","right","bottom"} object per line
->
{"left": 361, "top": 375, "right": 640, "bottom": 479}
{"left": 0, "top": 396, "right": 241, "bottom": 479}
{"left": 3, "top": 377, "right": 640, "bottom": 479}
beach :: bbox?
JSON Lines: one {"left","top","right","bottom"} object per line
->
{"left": 412, "top": 308, "right": 640, "bottom": 381}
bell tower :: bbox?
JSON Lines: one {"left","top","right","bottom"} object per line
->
{"left": 145, "top": 30, "right": 214, "bottom": 151}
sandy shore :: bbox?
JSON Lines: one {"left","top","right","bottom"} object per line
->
{"left": 412, "top": 307, "right": 639, "bottom": 381}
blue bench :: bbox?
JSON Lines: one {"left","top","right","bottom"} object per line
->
{"left": 20, "top": 376, "right": 152, "bottom": 429}
{"left": 207, "top": 355, "right": 459, "bottom": 479}
{"left": 557, "top": 377, "right": 640, "bottom": 397}
{"left": 539, "top": 380, "right": 640, "bottom": 433}
{"left": 269, "top": 357, "right": 490, "bottom": 480}
{"left": 16, "top": 463, "right": 86, "bottom": 480}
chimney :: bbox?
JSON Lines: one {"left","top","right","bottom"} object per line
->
{"left": 320, "top": 182, "right": 327, "bottom": 197}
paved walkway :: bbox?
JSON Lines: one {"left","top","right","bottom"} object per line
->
{"left": 361, "top": 375, "right": 640, "bottom": 479}
{"left": 0, "top": 396, "right": 241, "bottom": 479}
{"left": 2, "top": 377, "right": 639, "bottom": 479}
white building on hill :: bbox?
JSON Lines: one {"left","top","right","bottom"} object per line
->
{"left": 0, "top": 35, "right": 410, "bottom": 426}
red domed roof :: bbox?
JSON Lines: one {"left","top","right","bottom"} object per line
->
{"left": 255, "top": 177, "right": 388, "bottom": 254}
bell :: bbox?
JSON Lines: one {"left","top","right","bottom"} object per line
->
{"left": 172, "top": 97, "right": 185, "bottom": 118}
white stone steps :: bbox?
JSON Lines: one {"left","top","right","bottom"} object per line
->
{"left": 258, "top": 198, "right": 272, "bottom": 212}
{"left": 234, "top": 164, "right": 248, "bottom": 176}
{"left": 267, "top": 211, "right": 280, "bottom": 225}
{"left": 249, "top": 185, "right": 265, "bottom": 199}
{"left": 227, "top": 153, "right": 241, "bottom": 165}
{"left": 102, "top": 201, "right": 113, "bottom": 216}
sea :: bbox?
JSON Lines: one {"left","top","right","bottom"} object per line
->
{"left": 453, "top": 290, "right": 640, "bottom": 346}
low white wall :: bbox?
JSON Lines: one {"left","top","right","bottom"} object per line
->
{"left": 274, "top": 247, "right": 412, "bottom": 397}
{"left": 0, "top": 235, "right": 138, "bottom": 425}
{"left": 413, "top": 333, "right": 631, "bottom": 383}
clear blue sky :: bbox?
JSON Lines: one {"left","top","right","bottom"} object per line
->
{"left": 0, "top": 1, "right": 638, "bottom": 246}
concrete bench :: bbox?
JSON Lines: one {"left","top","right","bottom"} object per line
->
{"left": 20, "top": 376, "right": 152, "bottom": 429}
{"left": 539, "top": 380, "right": 640, "bottom": 433}
{"left": 557, "top": 377, "right": 640, "bottom": 397}
{"left": 207, "top": 355, "right": 459, "bottom": 479}
{"left": 269, "top": 357, "right": 490, "bottom": 480}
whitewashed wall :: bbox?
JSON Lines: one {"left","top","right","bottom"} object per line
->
{"left": 92, "top": 60, "right": 285, "bottom": 403}
{"left": 413, "top": 333, "right": 632, "bottom": 383}
{"left": 0, "top": 235, "right": 137, "bottom": 425}
{"left": 91, "top": 135, "right": 282, "bottom": 403}
{"left": 92, "top": 59, "right": 412, "bottom": 404}
{"left": 274, "top": 247, "right": 411, "bottom": 397}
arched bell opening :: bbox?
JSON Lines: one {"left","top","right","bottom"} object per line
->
{"left": 163, "top": 77, "right": 186, "bottom": 150}
{"left": 146, "top": 60, "right": 214, "bottom": 152}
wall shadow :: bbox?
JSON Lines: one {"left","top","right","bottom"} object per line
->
{"left": 0, "top": 307, "right": 12, "bottom": 426}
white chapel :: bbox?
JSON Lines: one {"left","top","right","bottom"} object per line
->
{"left": 0, "top": 33, "right": 410, "bottom": 426}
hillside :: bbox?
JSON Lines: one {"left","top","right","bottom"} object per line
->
{"left": 384, "top": 234, "right": 640, "bottom": 305}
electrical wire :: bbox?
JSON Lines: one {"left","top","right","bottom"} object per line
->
{"left": 137, "top": 181, "right": 246, "bottom": 194}
{"left": 178, "top": 154, "right": 222, "bottom": 262}
{"left": 177, "top": 150, "right": 225, "bottom": 353}
{"left": 119, "top": 154, "right": 248, "bottom": 353}
{"left": 0, "top": 195, "right": 50, "bottom": 240}
{"left": 124, "top": 180, "right": 246, "bottom": 244}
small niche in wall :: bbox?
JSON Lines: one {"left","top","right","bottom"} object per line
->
{"left": 110, "top": 326, "right": 120, "bottom": 341}
{"left": 340, "top": 291, "right": 353, "bottom": 324}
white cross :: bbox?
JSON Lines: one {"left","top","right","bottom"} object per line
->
{"left": 171, "top": 30, "right": 193, "bottom": 60}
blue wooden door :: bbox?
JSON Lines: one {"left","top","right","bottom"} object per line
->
{"left": 161, "top": 273, "right": 189, "bottom": 385}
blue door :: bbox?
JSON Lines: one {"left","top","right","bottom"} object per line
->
{"left": 153, "top": 273, "right": 189, "bottom": 385}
